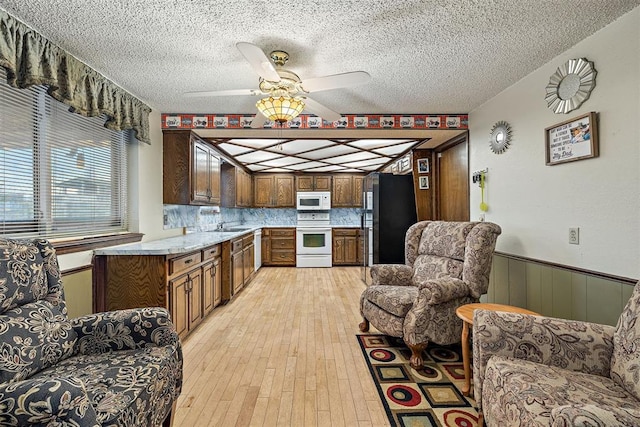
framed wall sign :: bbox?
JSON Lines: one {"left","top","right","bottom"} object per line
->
{"left": 417, "top": 158, "right": 429, "bottom": 173}
{"left": 545, "top": 112, "right": 598, "bottom": 166}
{"left": 419, "top": 176, "right": 429, "bottom": 189}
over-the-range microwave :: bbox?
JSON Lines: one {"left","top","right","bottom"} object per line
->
{"left": 296, "top": 191, "right": 331, "bottom": 211}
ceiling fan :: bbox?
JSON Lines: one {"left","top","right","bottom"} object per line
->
{"left": 185, "top": 42, "right": 371, "bottom": 128}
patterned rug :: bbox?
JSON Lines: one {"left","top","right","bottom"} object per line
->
{"left": 357, "top": 334, "right": 478, "bottom": 427}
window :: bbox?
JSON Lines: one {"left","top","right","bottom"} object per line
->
{"left": 0, "top": 68, "right": 128, "bottom": 239}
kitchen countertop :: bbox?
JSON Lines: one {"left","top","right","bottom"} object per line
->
{"left": 94, "top": 224, "right": 360, "bottom": 256}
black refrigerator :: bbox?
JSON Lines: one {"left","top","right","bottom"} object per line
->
{"left": 361, "top": 173, "right": 417, "bottom": 284}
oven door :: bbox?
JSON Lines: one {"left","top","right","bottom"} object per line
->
{"left": 296, "top": 227, "right": 332, "bottom": 255}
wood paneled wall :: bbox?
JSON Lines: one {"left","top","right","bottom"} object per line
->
{"left": 483, "top": 253, "right": 637, "bottom": 326}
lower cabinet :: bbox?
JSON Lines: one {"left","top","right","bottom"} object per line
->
{"left": 262, "top": 228, "right": 296, "bottom": 266}
{"left": 227, "top": 232, "right": 255, "bottom": 298}
{"left": 93, "top": 243, "right": 222, "bottom": 340}
{"left": 333, "top": 228, "right": 360, "bottom": 265}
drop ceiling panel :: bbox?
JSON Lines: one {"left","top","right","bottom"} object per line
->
{"left": 217, "top": 143, "right": 253, "bottom": 156}
{"left": 342, "top": 158, "right": 390, "bottom": 168}
{"left": 306, "top": 165, "right": 347, "bottom": 172}
{"left": 235, "top": 151, "right": 283, "bottom": 163}
{"left": 286, "top": 161, "right": 330, "bottom": 171}
{"left": 373, "top": 141, "right": 420, "bottom": 156}
{"left": 257, "top": 156, "right": 307, "bottom": 167}
{"left": 323, "top": 151, "right": 382, "bottom": 164}
{"left": 300, "top": 145, "right": 359, "bottom": 160}
{"left": 279, "top": 139, "right": 334, "bottom": 154}
{"left": 247, "top": 164, "right": 270, "bottom": 171}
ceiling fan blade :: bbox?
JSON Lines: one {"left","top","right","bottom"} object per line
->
{"left": 301, "top": 71, "right": 371, "bottom": 93}
{"left": 236, "top": 42, "right": 281, "bottom": 82}
{"left": 302, "top": 97, "right": 342, "bottom": 123}
{"left": 184, "top": 88, "right": 261, "bottom": 98}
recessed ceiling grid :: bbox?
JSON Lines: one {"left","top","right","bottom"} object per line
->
{"left": 205, "top": 138, "right": 426, "bottom": 173}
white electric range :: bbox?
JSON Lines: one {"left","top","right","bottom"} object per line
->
{"left": 296, "top": 212, "right": 332, "bottom": 268}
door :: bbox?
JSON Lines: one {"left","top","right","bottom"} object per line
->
{"left": 188, "top": 269, "right": 203, "bottom": 329}
{"left": 437, "top": 139, "right": 469, "bottom": 221}
{"left": 232, "top": 250, "right": 244, "bottom": 294}
{"left": 192, "top": 142, "right": 210, "bottom": 203}
{"left": 208, "top": 149, "right": 220, "bottom": 204}
{"left": 254, "top": 175, "right": 273, "bottom": 206}
{"left": 169, "top": 274, "right": 189, "bottom": 338}
{"left": 202, "top": 261, "right": 214, "bottom": 315}
{"left": 213, "top": 258, "right": 222, "bottom": 307}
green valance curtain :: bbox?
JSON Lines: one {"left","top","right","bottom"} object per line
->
{"left": 0, "top": 9, "right": 151, "bottom": 144}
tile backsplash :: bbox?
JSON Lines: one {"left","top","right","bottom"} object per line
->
{"left": 163, "top": 205, "right": 361, "bottom": 231}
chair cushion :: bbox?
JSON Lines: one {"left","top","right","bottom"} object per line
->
{"left": 611, "top": 282, "right": 640, "bottom": 400}
{"left": 412, "top": 254, "right": 464, "bottom": 283}
{"left": 0, "top": 300, "right": 77, "bottom": 383}
{"left": 0, "top": 239, "right": 49, "bottom": 314}
{"left": 418, "top": 221, "right": 476, "bottom": 261}
{"left": 362, "top": 285, "right": 417, "bottom": 317}
{"left": 483, "top": 355, "right": 638, "bottom": 426}
{"left": 35, "top": 344, "right": 182, "bottom": 425}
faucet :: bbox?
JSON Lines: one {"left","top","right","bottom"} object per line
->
{"left": 217, "top": 222, "right": 224, "bottom": 230}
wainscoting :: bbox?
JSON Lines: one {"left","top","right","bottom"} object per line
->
{"left": 483, "top": 253, "right": 637, "bottom": 326}
{"left": 61, "top": 265, "right": 93, "bottom": 318}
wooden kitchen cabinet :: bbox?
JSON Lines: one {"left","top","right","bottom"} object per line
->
{"left": 163, "top": 130, "right": 220, "bottom": 206}
{"left": 253, "top": 174, "right": 295, "bottom": 207}
{"left": 331, "top": 174, "right": 365, "bottom": 207}
{"left": 202, "top": 245, "right": 222, "bottom": 315}
{"left": 221, "top": 163, "right": 253, "bottom": 207}
{"left": 262, "top": 228, "right": 296, "bottom": 266}
{"left": 93, "top": 242, "right": 222, "bottom": 340}
{"left": 229, "top": 233, "right": 255, "bottom": 296}
{"left": 332, "top": 228, "right": 359, "bottom": 265}
{"left": 296, "top": 175, "right": 332, "bottom": 191}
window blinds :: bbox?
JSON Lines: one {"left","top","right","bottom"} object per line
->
{"left": 0, "top": 68, "right": 128, "bottom": 239}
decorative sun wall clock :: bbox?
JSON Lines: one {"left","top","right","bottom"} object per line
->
{"left": 489, "top": 121, "right": 512, "bottom": 154}
{"left": 545, "top": 58, "right": 596, "bottom": 114}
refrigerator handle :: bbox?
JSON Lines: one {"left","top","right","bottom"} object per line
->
{"left": 360, "top": 213, "right": 364, "bottom": 230}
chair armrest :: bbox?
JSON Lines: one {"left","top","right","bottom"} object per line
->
{"left": 551, "top": 404, "right": 640, "bottom": 426}
{"left": 71, "top": 307, "right": 180, "bottom": 355}
{"left": 0, "top": 377, "right": 99, "bottom": 425}
{"left": 370, "top": 264, "right": 413, "bottom": 286}
{"left": 472, "top": 310, "right": 615, "bottom": 413}
{"left": 415, "top": 278, "right": 470, "bottom": 305}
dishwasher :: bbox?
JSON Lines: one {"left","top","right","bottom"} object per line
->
{"left": 254, "top": 229, "right": 262, "bottom": 271}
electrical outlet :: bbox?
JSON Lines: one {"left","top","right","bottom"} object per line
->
{"left": 569, "top": 227, "right": 579, "bottom": 245}
{"left": 479, "top": 214, "right": 485, "bottom": 222}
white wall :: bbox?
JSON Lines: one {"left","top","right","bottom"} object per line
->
{"left": 469, "top": 7, "right": 640, "bottom": 279}
{"left": 57, "top": 110, "right": 181, "bottom": 271}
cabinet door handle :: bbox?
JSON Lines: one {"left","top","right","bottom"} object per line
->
{"left": 184, "top": 259, "right": 193, "bottom": 264}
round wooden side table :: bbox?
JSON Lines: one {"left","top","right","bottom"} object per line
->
{"left": 455, "top": 303, "right": 539, "bottom": 397}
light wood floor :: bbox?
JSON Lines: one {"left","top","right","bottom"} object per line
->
{"left": 173, "top": 266, "right": 389, "bottom": 427}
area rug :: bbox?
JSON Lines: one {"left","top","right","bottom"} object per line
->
{"left": 357, "top": 334, "right": 478, "bottom": 427}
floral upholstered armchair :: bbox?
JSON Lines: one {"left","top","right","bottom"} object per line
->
{"left": 473, "top": 281, "right": 640, "bottom": 427}
{"left": 0, "top": 238, "right": 183, "bottom": 426}
{"left": 359, "top": 220, "right": 501, "bottom": 368}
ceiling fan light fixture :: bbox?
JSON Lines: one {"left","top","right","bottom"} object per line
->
{"left": 256, "top": 95, "right": 305, "bottom": 123}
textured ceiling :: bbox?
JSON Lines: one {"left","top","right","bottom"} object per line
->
{"left": 0, "top": 0, "right": 637, "bottom": 116}
{"left": 0, "top": 1, "right": 638, "bottom": 173}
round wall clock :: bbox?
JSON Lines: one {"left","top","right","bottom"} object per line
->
{"left": 489, "top": 121, "right": 512, "bottom": 154}
{"left": 545, "top": 58, "right": 596, "bottom": 114}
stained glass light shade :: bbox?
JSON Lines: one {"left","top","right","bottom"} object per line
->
{"left": 256, "top": 95, "right": 305, "bottom": 123}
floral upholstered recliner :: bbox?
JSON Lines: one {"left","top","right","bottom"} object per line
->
{"left": 359, "top": 220, "right": 501, "bottom": 368}
{"left": 0, "top": 238, "right": 183, "bottom": 426}
{"left": 473, "top": 281, "right": 640, "bottom": 426}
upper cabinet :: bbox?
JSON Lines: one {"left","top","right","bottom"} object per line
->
{"left": 221, "top": 163, "right": 253, "bottom": 208}
{"left": 163, "top": 131, "right": 220, "bottom": 205}
{"left": 295, "top": 175, "right": 332, "bottom": 192}
{"left": 254, "top": 174, "right": 295, "bottom": 207}
{"left": 331, "top": 174, "right": 365, "bottom": 207}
